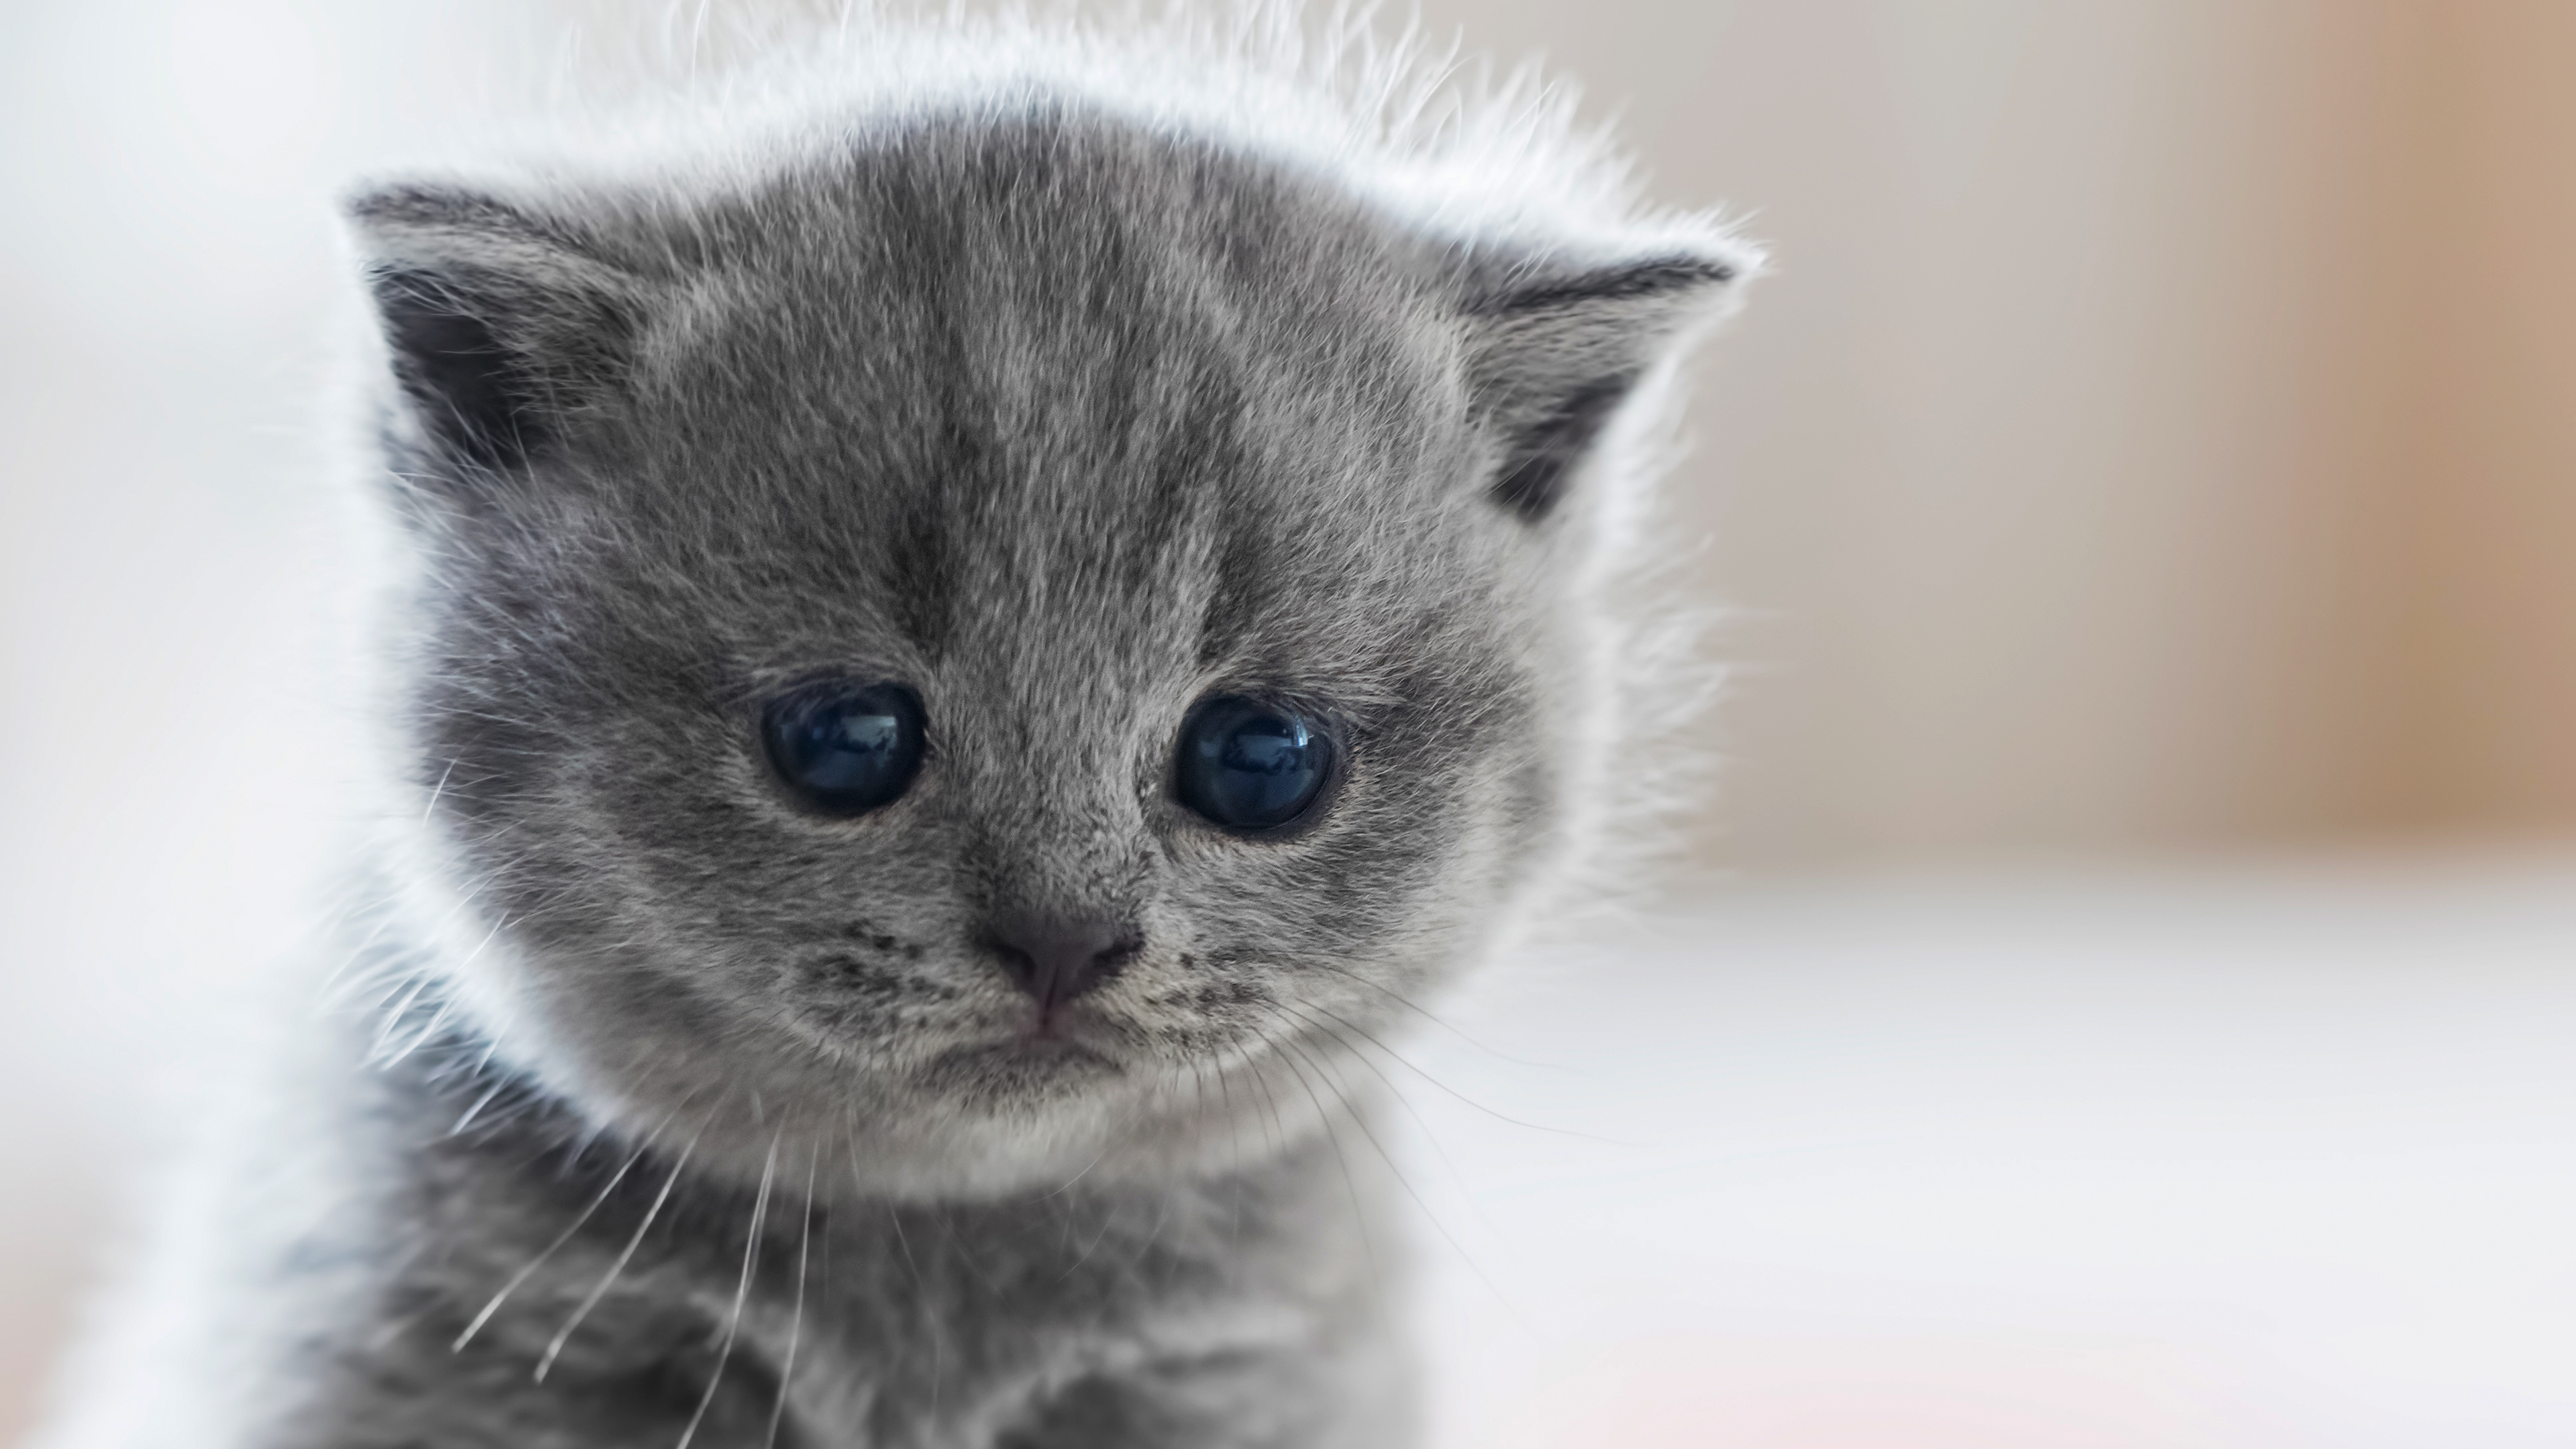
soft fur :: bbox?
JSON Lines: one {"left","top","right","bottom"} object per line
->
{"left": 36, "top": 7, "right": 1755, "bottom": 1446}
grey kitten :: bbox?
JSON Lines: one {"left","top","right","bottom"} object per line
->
{"left": 38, "top": 10, "right": 1752, "bottom": 1448}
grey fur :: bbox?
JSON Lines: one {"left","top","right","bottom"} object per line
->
{"left": 38, "top": 12, "right": 1752, "bottom": 1448}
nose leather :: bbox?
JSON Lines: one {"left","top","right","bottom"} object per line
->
{"left": 985, "top": 914, "right": 1138, "bottom": 1014}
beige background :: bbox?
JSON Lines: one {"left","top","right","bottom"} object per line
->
{"left": 1410, "top": 0, "right": 2575, "bottom": 868}
{"left": 3, "top": 1, "right": 2572, "bottom": 1442}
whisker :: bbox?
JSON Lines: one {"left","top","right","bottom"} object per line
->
{"left": 451, "top": 1132, "right": 655, "bottom": 1352}
{"left": 370, "top": 975, "right": 437, "bottom": 1053}
{"left": 422, "top": 757, "right": 458, "bottom": 824}
{"left": 1273, "top": 1002, "right": 1509, "bottom": 1245}
{"left": 384, "top": 994, "right": 464, "bottom": 1067}
{"left": 1235, "top": 1032, "right": 1293, "bottom": 1160}
{"left": 1303, "top": 960, "right": 1577, "bottom": 1072}
{"left": 851, "top": 1112, "right": 942, "bottom": 1426}
{"left": 1043, "top": 1141, "right": 1115, "bottom": 1199}
{"left": 1057, "top": 1197, "right": 1122, "bottom": 1280}
{"left": 1204, "top": 1041, "right": 1252, "bottom": 1242}
{"left": 316, "top": 909, "right": 400, "bottom": 996}
{"left": 1295, "top": 995, "right": 1621, "bottom": 1144}
{"left": 763, "top": 1146, "right": 818, "bottom": 1449}
{"left": 1252, "top": 1031, "right": 1386, "bottom": 1331}
{"left": 1272, "top": 1006, "right": 1527, "bottom": 1328}
{"left": 447, "top": 1082, "right": 509, "bottom": 1137}
{"left": 537, "top": 1134, "right": 697, "bottom": 1381}
{"left": 676, "top": 1131, "right": 777, "bottom": 1449}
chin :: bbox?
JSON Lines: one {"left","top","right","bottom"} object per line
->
{"left": 863, "top": 1038, "right": 1313, "bottom": 1199}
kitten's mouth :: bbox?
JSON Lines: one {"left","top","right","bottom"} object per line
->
{"left": 918, "top": 1034, "right": 1121, "bottom": 1099}
{"left": 1005, "top": 1033, "right": 1111, "bottom": 1065}
{"left": 998, "top": 1011, "right": 1124, "bottom": 1069}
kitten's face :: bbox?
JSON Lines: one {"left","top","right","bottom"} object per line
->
{"left": 363, "top": 115, "right": 1731, "bottom": 1193}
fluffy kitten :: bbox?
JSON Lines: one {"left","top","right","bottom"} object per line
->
{"left": 38, "top": 9, "right": 1752, "bottom": 1447}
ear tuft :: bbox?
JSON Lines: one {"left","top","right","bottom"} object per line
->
{"left": 366, "top": 264, "right": 543, "bottom": 472}
{"left": 345, "top": 182, "right": 641, "bottom": 483}
{"left": 1487, "top": 373, "right": 1641, "bottom": 523}
{"left": 1460, "top": 246, "right": 1751, "bottom": 523}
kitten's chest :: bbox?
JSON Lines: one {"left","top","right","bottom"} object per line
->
{"left": 782, "top": 1199, "right": 1238, "bottom": 1424}
{"left": 415, "top": 1161, "right": 1282, "bottom": 1447}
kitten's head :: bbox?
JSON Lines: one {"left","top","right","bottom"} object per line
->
{"left": 352, "top": 107, "right": 1743, "bottom": 1195}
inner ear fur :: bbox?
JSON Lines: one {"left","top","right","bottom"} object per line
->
{"left": 1460, "top": 251, "right": 1747, "bottom": 523}
{"left": 346, "top": 182, "right": 646, "bottom": 482}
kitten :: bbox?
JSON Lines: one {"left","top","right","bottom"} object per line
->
{"left": 36, "top": 8, "right": 1753, "bottom": 1447}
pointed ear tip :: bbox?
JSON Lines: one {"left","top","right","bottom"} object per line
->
{"left": 341, "top": 184, "right": 463, "bottom": 268}
{"left": 343, "top": 178, "right": 464, "bottom": 231}
{"left": 1721, "top": 250, "right": 1770, "bottom": 292}
{"left": 339, "top": 178, "right": 559, "bottom": 256}
{"left": 1662, "top": 233, "right": 1768, "bottom": 292}
{"left": 1631, "top": 217, "right": 1767, "bottom": 283}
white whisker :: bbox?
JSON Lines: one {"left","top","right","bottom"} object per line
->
{"left": 676, "top": 1132, "right": 777, "bottom": 1449}
{"left": 452, "top": 1134, "right": 653, "bottom": 1353}
{"left": 538, "top": 1135, "right": 696, "bottom": 1382}
{"left": 762, "top": 1146, "right": 817, "bottom": 1449}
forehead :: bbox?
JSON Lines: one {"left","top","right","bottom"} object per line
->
{"left": 592, "top": 113, "right": 1485, "bottom": 675}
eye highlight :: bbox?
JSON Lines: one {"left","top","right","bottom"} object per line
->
{"left": 1175, "top": 696, "right": 1336, "bottom": 833}
{"left": 761, "top": 681, "right": 926, "bottom": 816}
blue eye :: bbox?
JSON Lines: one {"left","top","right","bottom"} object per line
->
{"left": 761, "top": 682, "right": 926, "bottom": 816}
{"left": 1175, "top": 696, "right": 1336, "bottom": 833}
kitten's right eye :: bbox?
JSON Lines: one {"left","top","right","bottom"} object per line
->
{"left": 761, "top": 682, "right": 926, "bottom": 817}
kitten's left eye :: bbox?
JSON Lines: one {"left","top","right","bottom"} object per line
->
{"left": 1175, "top": 696, "right": 1336, "bottom": 833}
{"left": 761, "top": 681, "right": 926, "bottom": 816}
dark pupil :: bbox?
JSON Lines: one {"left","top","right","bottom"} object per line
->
{"left": 1179, "top": 698, "right": 1332, "bottom": 830}
{"left": 764, "top": 684, "right": 924, "bottom": 816}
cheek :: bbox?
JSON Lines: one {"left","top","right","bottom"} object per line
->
{"left": 1151, "top": 766, "right": 1484, "bottom": 968}
{"left": 530, "top": 731, "right": 964, "bottom": 959}
{"left": 1310, "top": 700, "right": 1557, "bottom": 937}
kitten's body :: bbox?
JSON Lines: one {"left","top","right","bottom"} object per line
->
{"left": 71, "top": 1006, "right": 1393, "bottom": 1448}
{"left": 38, "top": 11, "right": 1750, "bottom": 1447}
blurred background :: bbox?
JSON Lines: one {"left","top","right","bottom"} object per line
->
{"left": 2, "top": 1, "right": 2570, "bottom": 1445}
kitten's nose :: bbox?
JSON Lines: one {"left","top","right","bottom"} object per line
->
{"left": 984, "top": 914, "right": 1138, "bottom": 1014}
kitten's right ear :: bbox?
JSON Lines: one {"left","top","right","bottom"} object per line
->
{"left": 345, "top": 182, "right": 643, "bottom": 482}
{"left": 1455, "top": 248, "right": 1751, "bottom": 523}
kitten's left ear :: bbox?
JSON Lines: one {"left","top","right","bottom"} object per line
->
{"left": 343, "top": 181, "right": 649, "bottom": 488}
{"left": 1457, "top": 244, "right": 1754, "bottom": 522}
